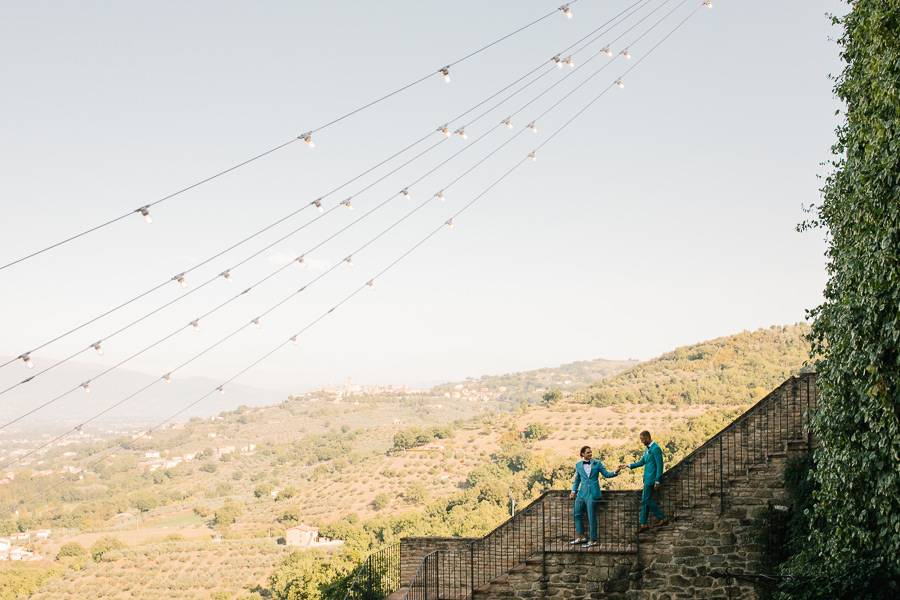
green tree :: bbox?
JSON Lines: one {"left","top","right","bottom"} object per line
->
{"left": 254, "top": 482, "right": 275, "bottom": 499}
{"left": 89, "top": 536, "right": 126, "bottom": 561}
{"left": 56, "top": 542, "right": 87, "bottom": 560}
{"left": 406, "top": 482, "right": 428, "bottom": 504}
{"left": 784, "top": 1, "right": 900, "bottom": 596}
{"left": 542, "top": 389, "right": 563, "bottom": 406}
{"left": 371, "top": 493, "right": 390, "bottom": 511}
{"left": 523, "top": 422, "right": 551, "bottom": 441}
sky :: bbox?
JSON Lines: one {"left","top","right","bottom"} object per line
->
{"left": 0, "top": 0, "right": 846, "bottom": 420}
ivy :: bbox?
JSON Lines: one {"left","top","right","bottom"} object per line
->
{"left": 787, "top": 0, "right": 900, "bottom": 595}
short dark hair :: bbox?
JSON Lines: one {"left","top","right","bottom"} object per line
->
{"left": 640, "top": 430, "right": 652, "bottom": 440}
{"left": 580, "top": 446, "right": 591, "bottom": 457}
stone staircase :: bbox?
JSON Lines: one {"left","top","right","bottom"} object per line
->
{"left": 374, "top": 374, "right": 817, "bottom": 600}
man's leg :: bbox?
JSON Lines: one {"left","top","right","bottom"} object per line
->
{"left": 573, "top": 499, "right": 586, "bottom": 539}
{"left": 585, "top": 499, "right": 598, "bottom": 541}
{"left": 640, "top": 485, "right": 654, "bottom": 525}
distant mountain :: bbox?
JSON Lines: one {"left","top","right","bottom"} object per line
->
{"left": 0, "top": 358, "right": 287, "bottom": 434}
{"left": 432, "top": 358, "right": 640, "bottom": 402}
{"left": 573, "top": 323, "right": 812, "bottom": 407}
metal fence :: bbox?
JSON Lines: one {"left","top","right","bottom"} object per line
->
{"left": 344, "top": 543, "right": 401, "bottom": 600}
{"left": 655, "top": 373, "right": 817, "bottom": 521}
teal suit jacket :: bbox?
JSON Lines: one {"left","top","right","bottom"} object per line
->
{"left": 571, "top": 459, "right": 617, "bottom": 501}
{"left": 630, "top": 441, "right": 664, "bottom": 486}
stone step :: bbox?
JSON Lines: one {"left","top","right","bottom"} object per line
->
{"left": 768, "top": 451, "right": 787, "bottom": 459}
{"left": 709, "top": 489, "right": 730, "bottom": 497}
{"left": 748, "top": 463, "right": 769, "bottom": 472}
{"left": 728, "top": 476, "right": 749, "bottom": 484}
{"left": 786, "top": 439, "right": 808, "bottom": 447}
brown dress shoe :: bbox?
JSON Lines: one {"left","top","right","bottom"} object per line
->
{"left": 653, "top": 518, "right": 670, "bottom": 528}
{"left": 636, "top": 524, "right": 649, "bottom": 534}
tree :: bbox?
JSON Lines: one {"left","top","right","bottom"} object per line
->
{"left": 786, "top": 2, "right": 900, "bottom": 596}
{"left": 371, "top": 493, "right": 390, "bottom": 511}
{"left": 254, "top": 482, "right": 275, "bottom": 499}
{"left": 406, "top": 482, "right": 428, "bottom": 504}
{"left": 90, "top": 536, "right": 126, "bottom": 561}
{"left": 57, "top": 542, "right": 87, "bottom": 560}
{"left": 523, "top": 422, "right": 551, "bottom": 441}
{"left": 542, "top": 390, "right": 563, "bottom": 407}
{"left": 129, "top": 490, "right": 159, "bottom": 517}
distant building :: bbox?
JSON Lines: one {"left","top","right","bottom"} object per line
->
{"left": 285, "top": 524, "right": 319, "bottom": 548}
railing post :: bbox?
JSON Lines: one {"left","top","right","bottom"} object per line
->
{"left": 719, "top": 434, "right": 724, "bottom": 515}
{"left": 541, "top": 501, "right": 547, "bottom": 583}
{"left": 469, "top": 541, "right": 474, "bottom": 600}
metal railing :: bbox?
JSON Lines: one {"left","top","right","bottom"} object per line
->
{"left": 344, "top": 543, "right": 401, "bottom": 600}
{"left": 654, "top": 373, "right": 817, "bottom": 521}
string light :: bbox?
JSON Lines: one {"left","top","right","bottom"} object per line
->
{"left": 173, "top": 273, "right": 187, "bottom": 288}
{"left": 191, "top": 319, "right": 201, "bottom": 332}
{"left": 20, "top": 354, "right": 33, "bottom": 369}
{"left": 615, "top": 79, "right": 624, "bottom": 88}
{"left": 313, "top": 199, "right": 325, "bottom": 214}
{"left": 620, "top": 48, "right": 632, "bottom": 59}
{"left": 553, "top": 54, "right": 564, "bottom": 69}
{"left": 342, "top": 198, "right": 354, "bottom": 211}
{"left": 502, "top": 117, "right": 513, "bottom": 129}
{"left": 528, "top": 122, "right": 538, "bottom": 133}
{"left": 296, "top": 256, "right": 307, "bottom": 268}
{"left": 81, "top": 381, "right": 91, "bottom": 394}
{"left": 401, "top": 188, "right": 411, "bottom": 200}
{"left": 454, "top": 127, "right": 467, "bottom": 140}
{"left": 529, "top": 152, "right": 537, "bottom": 161}
{"left": 445, "top": 219, "right": 454, "bottom": 229}
{"left": 438, "top": 124, "right": 451, "bottom": 137}
{"left": 565, "top": 56, "right": 574, "bottom": 68}
{"left": 367, "top": 280, "right": 375, "bottom": 289}
{"left": 164, "top": 373, "right": 172, "bottom": 384}
{"left": 703, "top": 1, "right": 712, "bottom": 7}
{"left": 218, "top": 386, "right": 225, "bottom": 395}
{"left": 300, "top": 132, "right": 315, "bottom": 148}
{"left": 559, "top": 3, "right": 572, "bottom": 18}
{"left": 92, "top": 342, "right": 104, "bottom": 356}
{"left": 434, "top": 190, "right": 445, "bottom": 201}
{"left": 291, "top": 336, "right": 298, "bottom": 345}
{"left": 345, "top": 256, "right": 354, "bottom": 266}
{"left": 220, "top": 270, "right": 233, "bottom": 284}
{"left": 76, "top": 425, "right": 83, "bottom": 435}
{"left": 253, "top": 318, "right": 261, "bottom": 329}
{"left": 137, "top": 206, "right": 153, "bottom": 224}
{"left": 440, "top": 66, "right": 451, "bottom": 83}
{"left": 602, "top": 45, "right": 612, "bottom": 57}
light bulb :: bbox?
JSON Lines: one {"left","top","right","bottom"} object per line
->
{"left": 440, "top": 67, "right": 450, "bottom": 83}
{"left": 20, "top": 353, "right": 34, "bottom": 369}
{"left": 164, "top": 373, "right": 172, "bottom": 384}
{"left": 343, "top": 198, "right": 353, "bottom": 211}
{"left": 446, "top": 219, "right": 453, "bottom": 229}
{"left": 300, "top": 132, "right": 315, "bottom": 148}
{"left": 529, "top": 122, "right": 537, "bottom": 133}
{"left": 191, "top": 320, "right": 200, "bottom": 332}
{"left": 401, "top": 188, "right": 411, "bottom": 200}
{"left": 455, "top": 127, "right": 467, "bottom": 139}
{"left": 502, "top": 118, "right": 513, "bottom": 129}
{"left": 434, "top": 191, "right": 445, "bottom": 201}
{"left": 438, "top": 124, "right": 451, "bottom": 137}
{"left": 82, "top": 381, "right": 91, "bottom": 394}
{"left": 92, "top": 342, "right": 104, "bottom": 356}
{"left": 704, "top": 1, "right": 712, "bottom": 8}
{"left": 529, "top": 152, "right": 537, "bottom": 161}
{"left": 173, "top": 273, "right": 187, "bottom": 288}
{"left": 560, "top": 4, "right": 572, "bottom": 18}
{"left": 218, "top": 386, "right": 225, "bottom": 395}
{"left": 253, "top": 318, "right": 261, "bottom": 329}
{"left": 603, "top": 45, "right": 612, "bottom": 57}
{"left": 621, "top": 49, "right": 631, "bottom": 59}
{"left": 313, "top": 199, "right": 325, "bottom": 213}
{"left": 615, "top": 79, "right": 624, "bottom": 88}
{"left": 76, "top": 425, "right": 83, "bottom": 435}
{"left": 566, "top": 56, "right": 574, "bottom": 68}
{"left": 367, "top": 280, "right": 375, "bottom": 289}
{"left": 291, "top": 336, "right": 298, "bottom": 346}
{"left": 345, "top": 256, "right": 354, "bottom": 266}
{"left": 296, "top": 256, "right": 306, "bottom": 268}
{"left": 221, "top": 271, "right": 233, "bottom": 284}
{"left": 552, "top": 55, "right": 563, "bottom": 68}
{"left": 138, "top": 206, "right": 153, "bottom": 224}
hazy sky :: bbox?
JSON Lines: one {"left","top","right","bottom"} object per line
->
{"left": 1, "top": 0, "right": 845, "bottom": 413}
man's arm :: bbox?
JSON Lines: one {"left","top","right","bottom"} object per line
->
{"left": 569, "top": 468, "right": 581, "bottom": 499}
{"left": 598, "top": 461, "right": 617, "bottom": 478}
{"left": 651, "top": 445, "right": 664, "bottom": 486}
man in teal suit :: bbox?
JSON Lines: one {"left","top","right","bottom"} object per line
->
{"left": 620, "top": 430, "right": 669, "bottom": 533}
{"left": 569, "top": 445, "right": 619, "bottom": 548}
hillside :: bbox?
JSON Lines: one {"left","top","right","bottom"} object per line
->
{"left": 572, "top": 323, "right": 812, "bottom": 407}
{"left": 2, "top": 324, "right": 814, "bottom": 600}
